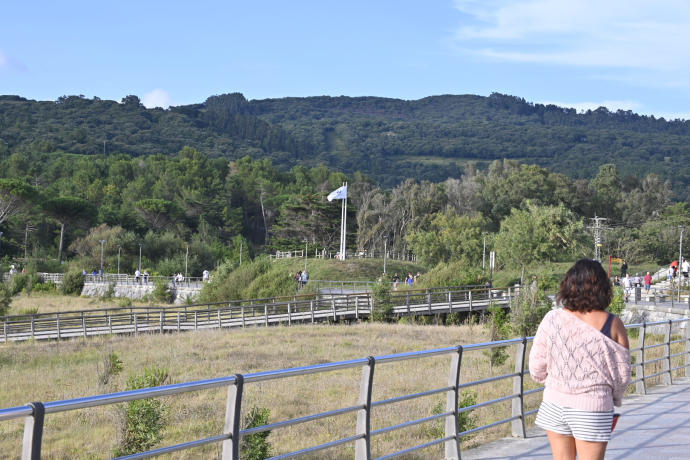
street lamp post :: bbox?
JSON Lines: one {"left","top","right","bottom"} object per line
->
{"left": 304, "top": 240, "right": 308, "bottom": 273}
{"left": 185, "top": 242, "right": 189, "bottom": 279}
{"left": 138, "top": 243, "right": 142, "bottom": 272}
{"left": 99, "top": 240, "right": 106, "bottom": 272}
{"left": 117, "top": 246, "right": 121, "bottom": 277}
{"left": 383, "top": 235, "right": 388, "bottom": 274}
{"left": 679, "top": 225, "right": 685, "bottom": 301}
{"left": 482, "top": 233, "right": 487, "bottom": 269}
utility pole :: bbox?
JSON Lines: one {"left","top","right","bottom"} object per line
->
{"left": 482, "top": 233, "right": 487, "bottom": 269}
{"left": 383, "top": 235, "right": 388, "bottom": 274}
{"left": 185, "top": 242, "right": 189, "bottom": 279}
{"left": 99, "top": 240, "right": 106, "bottom": 272}
{"left": 588, "top": 216, "right": 608, "bottom": 262}
{"left": 138, "top": 243, "right": 142, "bottom": 272}
{"left": 304, "top": 239, "right": 308, "bottom": 272}
{"left": 679, "top": 225, "right": 685, "bottom": 301}
{"left": 117, "top": 246, "right": 121, "bottom": 276}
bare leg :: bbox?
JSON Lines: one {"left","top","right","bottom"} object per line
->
{"left": 574, "top": 438, "right": 607, "bottom": 460}
{"left": 546, "top": 431, "right": 576, "bottom": 460}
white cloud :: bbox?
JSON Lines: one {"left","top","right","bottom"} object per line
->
{"left": 142, "top": 89, "right": 174, "bottom": 109}
{"left": 452, "top": 0, "right": 690, "bottom": 71}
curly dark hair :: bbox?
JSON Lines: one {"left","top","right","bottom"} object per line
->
{"left": 557, "top": 259, "right": 612, "bottom": 312}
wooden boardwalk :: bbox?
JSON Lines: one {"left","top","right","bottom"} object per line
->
{"left": 0, "top": 287, "right": 512, "bottom": 342}
{"left": 463, "top": 378, "right": 690, "bottom": 460}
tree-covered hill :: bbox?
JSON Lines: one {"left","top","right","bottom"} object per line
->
{"left": 2, "top": 92, "right": 690, "bottom": 193}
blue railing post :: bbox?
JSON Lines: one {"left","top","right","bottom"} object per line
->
{"left": 355, "top": 357, "right": 375, "bottom": 460}
{"left": 663, "top": 320, "right": 673, "bottom": 385}
{"left": 511, "top": 338, "right": 528, "bottom": 438}
{"left": 445, "top": 346, "right": 463, "bottom": 460}
{"left": 21, "top": 402, "right": 45, "bottom": 460}
{"left": 636, "top": 323, "right": 647, "bottom": 394}
{"left": 221, "top": 375, "right": 244, "bottom": 460}
{"left": 685, "top": 319, "right": 690, "bottom": 378}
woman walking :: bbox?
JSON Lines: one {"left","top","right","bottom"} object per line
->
{"left": 529, "top": 259, "right": 631, "bottom": 460}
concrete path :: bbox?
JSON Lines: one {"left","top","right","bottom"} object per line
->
{"left": 463, "top": 378, "right": 690, "bottom": 460}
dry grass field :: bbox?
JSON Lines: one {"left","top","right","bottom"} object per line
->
{"left": 7, "top": 293, "right": 153, "bottom": 316}
{"left": 0, "top": 319, "right": 683, "bottom": 459}
{"left": 0, "top": 321, "right": 540, "bottom": 459}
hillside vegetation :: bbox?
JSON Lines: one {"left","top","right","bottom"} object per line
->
{"left": 2, "top": 92, "right": 690, "bottom": 190}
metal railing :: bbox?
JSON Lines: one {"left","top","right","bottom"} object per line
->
{"left": 0, "top": 286, "right": 512, "bottom": 343}
{"left": 2, "top": 318, "right": 688, "bottom": 459}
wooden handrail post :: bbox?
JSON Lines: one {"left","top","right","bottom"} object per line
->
{"left": 355, "top": 357, "right": 375, "bottom": 460}
{"left": 511, "top": 338, "right": 528, "bottom": 438}
{"left": 444, "top": 346, "right": 463, "bottom": 459}
{"left": 221, "top": 375, "right": 244, "bottom": 460}
{"left": 22, "top": 401, "right": 45, "bottom": 460}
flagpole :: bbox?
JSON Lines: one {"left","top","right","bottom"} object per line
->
{"left": 342, "top": 182, "right": 347, "bottom": 260}
{"left": 340, "top": 182, "right": 345, "bottom": 259}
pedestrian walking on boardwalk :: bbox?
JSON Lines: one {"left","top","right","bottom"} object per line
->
{"left": 529, "top": 259, "right": 631, "bottom": 460}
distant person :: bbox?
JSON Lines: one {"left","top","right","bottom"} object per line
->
{"left": 202, "top": 269, "right": 210, "bottom": 283}
{"left": 530, "top": 259, "right": 630, "bottom": 460}
{"left": 406, "top": 273, "right": 414, "bottom": 286}
{"left": 644, "top": 271, "right": 652, "bottom": 294}
{"left": 633, "top": 273, "right": 641, "bottom": 288}
{"left": 622, "top": 274, "right": 633, "bottom": 302}
{"left": 134, "top": 269, "right": 141, "bottom": 284}
{"left": 392, "top": 273, "right": 400, "bottom": 291}
{"left": 683, "top": 259, "right": 690, "bottom": 282}
{"left": 415, "top": 272, "right": 421, "bottom": 283}
{"left": 620, "top": 260, "right": 628, "bottom": 277}
{"left": 92, "top": 269, "right": 98, "bottom": 282}
{"left": 143, "top": 270, "right": 149, "bottom": 284}
{"left": 300, "top": 270, "right": 308, "bottom": 287}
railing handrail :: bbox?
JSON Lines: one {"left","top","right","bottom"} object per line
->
{"left": 5, "top": 316, "right": 688, "bottom": 459}
{"left": 0, "top": 285, "right": 501, "bottom": 324}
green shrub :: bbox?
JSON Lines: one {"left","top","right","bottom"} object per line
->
{"left": 31, "top": 281, "right": 56, "bottom": 293}
{"left": 61, "top": 271, "right": 85, "bottom": 295}
{"left": 114, "top": 367, "right": 169, "bottom": 457}
{"left": 118, "top": 298, "right": 132, "bottom": 308}
{"left": 446, "top": 312, "right": 462, "bottom": 325}
{"left": 240, "top": 406, "right": 272, "bottom": 460}
{"left": 509, "top": 285, "right": 552, "bottom": 338}
{"left": 426, "top": 391, "right": 478, "bottom": 440}
{"left": 152, "top": 279, "right": 174, "bottom": 304}
{"left": 609, "top": 286, "right": 625, "bottom": 316}
{"left": 0, "top": 283, "right": 12, "bottom": 316}
{"left": 371, "top": 279, "right": 394, "bottom": 322}
{"left": 416, "top": 260, "right": 486, "bottom": 289}
{"left": 98, "top": 352, "right": 124, "bottom": 386}
{"left": 484, "top": 304, "right": 510, "bottom": 368}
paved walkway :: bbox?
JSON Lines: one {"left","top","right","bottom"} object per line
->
{"left": 463, "top": 378, "right": 690, "bottom": 460}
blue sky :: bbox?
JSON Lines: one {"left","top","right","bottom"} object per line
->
{"left": 2, "top": 0, "right": 689, "bottom": 119}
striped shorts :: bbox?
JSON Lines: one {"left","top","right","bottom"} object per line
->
{"left": 535, "top": 401, "right": 614, "bottom": 442}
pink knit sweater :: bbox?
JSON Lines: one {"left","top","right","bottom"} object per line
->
{"left": 529, "top": 308, "right": 631, "bottom": 411}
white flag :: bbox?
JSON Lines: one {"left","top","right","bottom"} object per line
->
{"left": 327, "top": 185, "right": 348, "bottom": 201}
